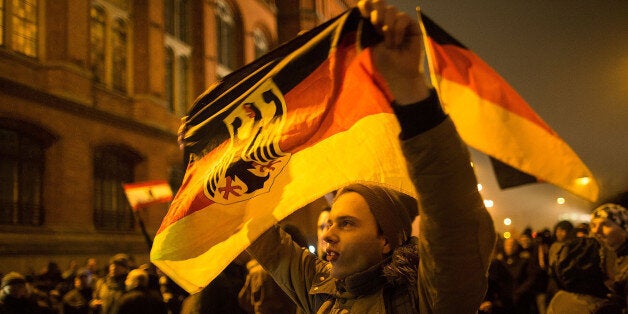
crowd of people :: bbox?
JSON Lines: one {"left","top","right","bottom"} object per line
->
{"left": 481, "top": 199, "right": 628, "bottom": 314}
{"left": 2, "top": 200, "right": 628, "bottom": 314}
{"left": 0, "top": 253, "right": 188, "bottom": 314}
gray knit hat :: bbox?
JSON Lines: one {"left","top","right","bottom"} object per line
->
{"left": 591, "top": 203, "right": 628, "bottom": 232}
{"left": 336, "top": 183, "right": 418, "bottom": 251}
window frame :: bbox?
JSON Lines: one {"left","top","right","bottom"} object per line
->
{"left": 0, "top": 119, "right": 55, "bottom": 227}
{"left": 89, "top": 0, "right": 131, "bottom": 92}
{"left": 93, "top": 144, "right": 142, "bottom": 232}
{"left": 0, "top": 0, "right": 39, "bottom": 57}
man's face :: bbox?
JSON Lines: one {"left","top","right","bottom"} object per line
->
{"left": 590, "top": 217, "right": 627, "bottom": 250}
{"left": 323, "top": 192, "right": 389, "bottom": 280}
{"left": 555, "top": 228, "right": 568, "bottom": 242}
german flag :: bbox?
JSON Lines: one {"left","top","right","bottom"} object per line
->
{"left": 419, "top": 13, "right": 599, "bottom": 202}
{"left": 151, "top": 9, "right": 416, "bottom": 293}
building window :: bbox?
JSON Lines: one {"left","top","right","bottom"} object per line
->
{"left": 0, "top": 120, "right": 55, "bottom": 226}
{"left": 177, "top": 56, "right": 189, "bottom": 114}
{"left": 165, "top": 0, "right": 190, "bottom": 43}
{"left": 111, "top": 18, "right": 128, "bottom": 92}
{"left": 253, "top": 28, "right": 269, "bottom": 59}
{"left": 89, "top": 0, "right": 130, "bottom": 92}
{"left": 215, "top": 0, "right": 239, "bottom": 78}
{"left": 0, "top": 1, "right": 3, "bottom": 46}
{"left": 164, "top": 0, "right": 191, "bottom": 115}
{"left": 0, "top": 0, "right": 39, "bottom": 57}
{"left": 93, "top": 145, "right": 141, "bottom": 231}
{"left": 165, "top": 47, "right": 175, "bottom": 112}
{"left": 90, "top": 5, "right": 106, "bottom": 83}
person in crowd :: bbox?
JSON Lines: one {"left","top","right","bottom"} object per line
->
{"left": 553, "top": 221, "right": 575, "bottom": 244}
{"left": 36, "top": 262, "right": 64, "bottom": 295}
{"left": 158, "top": 270, "right": 188, "bottom": 314}
{"left": 518, "top": 228, "right": 535, "bottom": 258}
{"left": 91, "top": 253, "right": 132, "bottom": 314}
{"left": 574, "top": 223, "right": 589, "bottom": 238}
{"left": 62, "top": 261, "right": 80, "bottom": 285}
{"left": 535, "top": 228, "right": 553, "bottom": 314}
{"left": 0, "top": 271, "right": 42, "bottom": 313}
{"left": 546, "top": 236, "right": 623, "bottom": 313}
{"left": 62, "top": 269, "right": 94, "bottom": 314}
{"left": 480, "top": 240, "right": 515, "bottom": 314}
{"left": 137, "top": 263, "right": 163, "bottom": 302}
{"left": 503, "top": 237, "right": 542, "bottom": 313}
{"left": 112, "top": 268, "right": 167, "bottom": 314}
{"left": 180, "top": 253, "right": 248, "bottom": 314}
{"left": 316, "top": 208, "right": 331, "bottom": 260}
{"left": 517, "top": 228, "right": 549, "bottom": 313}
{"left": 536, "top": 228, "right": 553, "bottom": 271}
{"left": 546, "top": 220, "right": 576, "bottom": 304}
{"left": 244, "top": 0, "right": 495, "bottom": 312}
{"left": 238, "top": 224, "right": 309, "bottom": 314}
{"left": 84, "top": 258, "right": 102, "bottom": 290}
{"left": 590, "top": 203, "right": 628, "bottom": 309}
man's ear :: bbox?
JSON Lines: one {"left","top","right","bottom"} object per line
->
{"left": 381, "top": 236, "right": 392, "bottom": 255}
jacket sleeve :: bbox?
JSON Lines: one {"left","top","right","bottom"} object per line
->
{"left": 246, "top": 225, "right": 327, "bottom": 313}
{"left": 398, "top": 99, "right": 496, "bottom": 313}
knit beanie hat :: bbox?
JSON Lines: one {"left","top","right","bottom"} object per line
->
{"left": 591, "top": 203, "right": 628, "bottom": 232}
{"left": 1, "top": 272, "right": 26, "bottom": 288}
{"left": 336, "top": 183, "right": 418, "bottom": 251}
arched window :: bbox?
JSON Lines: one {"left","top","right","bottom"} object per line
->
{"left": 93, "top": 145, "right": 142, "bottom": 231}
{"left": 0, "top": 0, "right": 39, "bottom": 57}
{"left": 112, "top": 18, "right": 128, "bottom": 92}
{"left": 215, "top": 0, "right": 239, "bottom": 77}
{"left": 0, "top": 119, "right": 55, "bottom": 226}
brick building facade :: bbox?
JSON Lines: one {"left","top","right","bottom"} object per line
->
{"left": 0, "top": 0, "right": 355, "bottom": 274}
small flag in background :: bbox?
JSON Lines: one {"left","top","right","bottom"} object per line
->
{"left": 419, "top": 13, "right": 599, "bottom": 202}
{"left": 123, "top": 180, "right": 174, "bottom": 211}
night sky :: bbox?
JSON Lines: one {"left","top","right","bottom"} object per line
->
{"left": 390, "top": 0, "right": 627, "bottom": 232}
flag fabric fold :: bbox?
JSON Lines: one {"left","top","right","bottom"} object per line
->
{"left": 419, "top": 13, "right": 599, "bottom": 202}
{"left": 150, "top": 9, "right": 417, "bottom": 293}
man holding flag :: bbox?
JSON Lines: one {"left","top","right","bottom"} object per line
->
{"left": 245, "top": 1, "right": 495, "bottom": 313}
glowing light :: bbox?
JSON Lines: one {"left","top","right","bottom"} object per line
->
{"left": 308, "top": 245, "right": 316, "bottom": 254}
{"left": 504, "top": 218, "right": 512, "bottom": 226}
{"left": 503, "top": 231, "right": 511, "bottom": 239}
{"left": 556, "top": 197, "right": 565, "bottom": 205}
{"left": 484, "top": 199, "right": 494, "bottom": 208}
{"left": 477, "top": 183, "right": 483, "bottom": 191}
{"left": 576, "top": 177, "right": 591, "bottom": 185}
{"left": 470, "top": 161, "right": 474, "bottom": 167}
